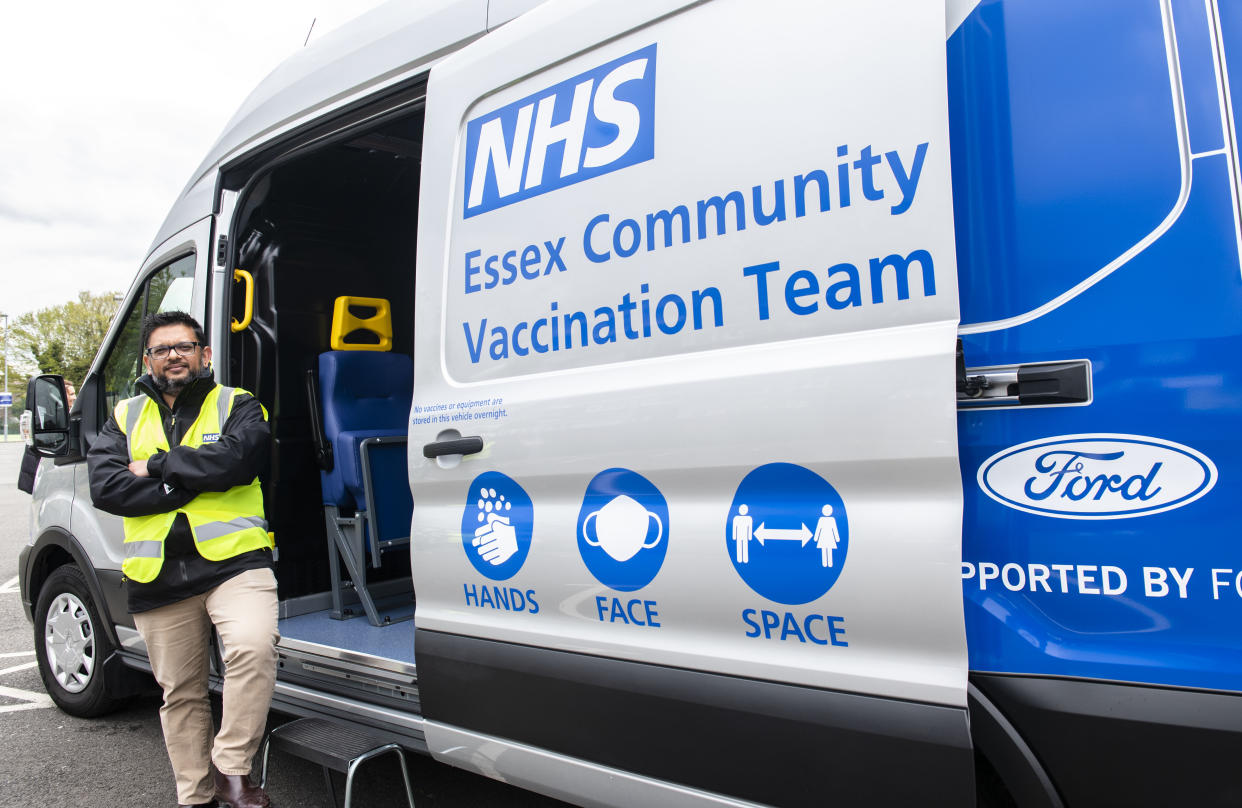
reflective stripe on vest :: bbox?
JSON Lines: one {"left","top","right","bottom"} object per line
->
{"left": 116, "top": 385, "right": 272, "bottom": 582}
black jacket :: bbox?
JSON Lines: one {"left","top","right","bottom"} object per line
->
{"left": 87, "top": 374, "right": 273, "bottom": 613}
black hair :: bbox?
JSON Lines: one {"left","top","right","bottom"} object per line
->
{"left": 141, "top": 311, "right": 207, "bottom": 350}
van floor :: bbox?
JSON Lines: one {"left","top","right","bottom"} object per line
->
{"left": 277, "top": 603, "right": 416, "bottom": 667}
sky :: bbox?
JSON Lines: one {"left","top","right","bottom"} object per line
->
{"left": 0, "top": 0, "right": 389, "bottom": 320}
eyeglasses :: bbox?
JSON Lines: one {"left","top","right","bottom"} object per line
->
{"left": 145, "top": 341, "right": 202, "bottom": 360}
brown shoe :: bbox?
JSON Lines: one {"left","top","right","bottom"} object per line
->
{"left": 179, "top": 802, "right": 218, "bottom": 807}
{"left": 212, "top": 771, "right": 271, "bottom": 808}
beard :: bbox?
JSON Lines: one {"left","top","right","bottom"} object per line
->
{"left": 151, "top": 362, "right": 213, "bottom": 395}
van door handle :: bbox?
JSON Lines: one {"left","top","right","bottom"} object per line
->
{"left": 958, "top": 358, "right": 1091, "bottom": 407}
{"left": 422, "top": 436, "right": 484, "bottom": 458}
{"left": 1014, "top": 361, "right": 1091, "bottom": 405}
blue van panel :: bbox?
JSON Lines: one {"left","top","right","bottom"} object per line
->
{"left": 953, "top": 1, "right": 1242, "bottom": 692}
{"left": 1219, "top": 1, "right": 1242, "bottom": 146}
{"left": 1173, "top": 0, "right": 1226, "bottom": 155}
{"left": 949, "top": 0, "right": 1182, "bottom": 326}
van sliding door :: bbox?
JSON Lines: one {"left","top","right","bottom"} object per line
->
{"left": 411, "top": 1, "right": 970, "bottom": 805}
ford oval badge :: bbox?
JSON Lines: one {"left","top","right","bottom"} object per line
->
{"left": 978, "top": 434, "right": 1217, "bottom": 519}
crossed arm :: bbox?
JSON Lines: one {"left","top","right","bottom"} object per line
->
{"left": 87, "top": 395, "right": 270, "bottom": 518}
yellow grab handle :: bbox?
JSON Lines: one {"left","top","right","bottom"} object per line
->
{"left": 231, "top": 268, "right": 255, "bottom": 333}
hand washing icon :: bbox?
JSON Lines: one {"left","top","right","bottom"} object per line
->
{"left": 583, "top": 494, "right": 664, "bottom": 562}
{"left": 459, "top": 471, "right": 534, "bottom": 581}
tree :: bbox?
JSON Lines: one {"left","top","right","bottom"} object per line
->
{"left": 11, "top": 291, "right": 120, "bottom": 388}
{"left": 3, "top": 291, "right": 119, "bottom": 436}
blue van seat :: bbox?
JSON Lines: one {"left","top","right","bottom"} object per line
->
{"left": 319, "top": 351, "right": 412, "bottom": 509}
{"left": 316, "top": 349, "right": 414, "bottom": 626}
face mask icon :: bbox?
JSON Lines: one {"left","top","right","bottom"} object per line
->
{"left": 583, "top": 494, "right": 664, "bottom": 562}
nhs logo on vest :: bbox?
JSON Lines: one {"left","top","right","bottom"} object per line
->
{"left": 462, "top": 44, "right": 656, "bottom": 219}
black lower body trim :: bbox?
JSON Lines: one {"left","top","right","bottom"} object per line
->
{"left": 417, "top": 629, "right": 973, "bottom": 807}
{"left": 974, "top": 673, "right": 1242, "bottom": 807}
{"left": 968, "top": 682, "right": 1063, "bottom": 808}
{"left": 102, "top": 651, "right": 156, "bottom": 699}
{"left": 97, "top": 568, "right": 133, "bottom": 631}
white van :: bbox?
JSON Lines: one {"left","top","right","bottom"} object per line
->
{"left": 20, "top": 1, "right": 1242, "bottom": 806}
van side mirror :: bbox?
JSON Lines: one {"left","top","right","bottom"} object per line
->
{"left": 26, "top": 375, "right": 72, "bottom": 457}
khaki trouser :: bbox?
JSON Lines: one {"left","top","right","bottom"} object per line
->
{"left": 133, "top": 567, "right": 279, "bottom": 805}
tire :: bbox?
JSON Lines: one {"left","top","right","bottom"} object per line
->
{"left": 33, "top": 564, "right": 122, "bottom": 717}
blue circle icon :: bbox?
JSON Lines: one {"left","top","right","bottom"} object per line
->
{"left": 726, "top": 463, "right": 849, "bottom": 605}
{"left": 576, "top": 468, "right": 669, "bottom": 592}
{"left": 461, "top": 471, "right": 534, "bottom": 580}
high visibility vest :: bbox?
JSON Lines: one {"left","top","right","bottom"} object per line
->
{"left": 115, "top": 385, "right": 272, "bottom": 583}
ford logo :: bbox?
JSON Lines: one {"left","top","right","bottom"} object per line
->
{"left": 978, "top": 434, "right": 1217, "bottom": 519}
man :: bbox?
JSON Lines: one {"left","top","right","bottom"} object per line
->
{"left": 88, "top": 311, "right": 277, "bottom": 808}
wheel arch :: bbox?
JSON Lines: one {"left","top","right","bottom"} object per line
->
{"left": 969, "top": 681, "right": 1065, "bottom": 808}
{"left": 25, "top": 527, "right": 124, "bottom": 649}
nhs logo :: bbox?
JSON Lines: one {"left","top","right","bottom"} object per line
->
{"left": 463, "top": 44, "right": 656, "bottom": 218}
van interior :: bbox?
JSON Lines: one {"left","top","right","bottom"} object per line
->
{"left": 225, "top": 101, "right": 425, "bottom": 707}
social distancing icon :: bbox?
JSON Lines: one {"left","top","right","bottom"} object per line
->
{"left": 461, "top": 471, "right": 535, "bottom": 580}
{"left": 727, "top": 463, "right": 849, "bottom": 605}
{"left": 577, "top": 468, "right": 669, "bottom": 592}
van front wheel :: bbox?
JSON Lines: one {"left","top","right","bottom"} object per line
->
{"left": 33, "top": 565, "right": 121, "bottom": 717}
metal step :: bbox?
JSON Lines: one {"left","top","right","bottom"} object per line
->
{"left": 261, "top": 716, "right": 416, "bottom": 808}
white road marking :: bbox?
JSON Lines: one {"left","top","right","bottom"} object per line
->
{"left": 0, "top": 684, "right": 53, "bottom": 713}
{"left": 0, "top": 576, "right": 19, "bottom": 594}
{"left": 0, "top": 654, "right": 53, "bottom": 713}
{"left": 0, "top": 703, "right": 51, "bottom": 714}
